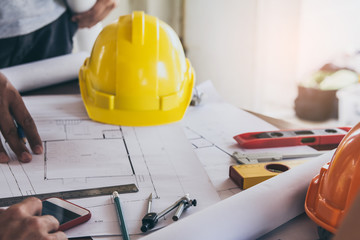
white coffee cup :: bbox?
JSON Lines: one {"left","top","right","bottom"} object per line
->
{"left": 66, "top": 0, "right": 97, "bottom": 13}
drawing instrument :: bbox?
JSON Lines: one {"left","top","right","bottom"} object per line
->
{"left": 0, "top": 184, "right": 138, "bottom": 207}
{"left": 146, "top": 193, "right": 153, "bottom": 213}
{"left": 113, "top": 191, "right": 130, "bottom": 240}
{"left": 141, "top": 193, "right": 158, "bottom": 233}
{"left": 15, "top": 121, "right": 27, "bottom": 144}
{"left": 140, "top": 193, "right": 197, "bottom": 232}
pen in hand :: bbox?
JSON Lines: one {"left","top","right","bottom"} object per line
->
{"left": 15, "top": 121, "right": 27, "bottom": 144}
{"left": 113, "top": 191, "right": 130, "bottom": 240}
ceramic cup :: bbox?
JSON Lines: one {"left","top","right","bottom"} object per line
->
{"left": 66, "top": 0, "right": 97, "bottom": 13}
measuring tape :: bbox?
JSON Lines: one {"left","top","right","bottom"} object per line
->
{"left": 0, "top": 184, "right": 138, "bottom": 207}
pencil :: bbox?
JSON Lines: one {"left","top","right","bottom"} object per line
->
{"left": 112, "top": 191, "right": 130, "bottom": 240}
{"left": 15, "top": 121, "right": 27, "bottom": 144}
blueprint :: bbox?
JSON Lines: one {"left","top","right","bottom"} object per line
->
{"left": 181, "top": 81, "right": 319, "bottom": 199}
{"left": 0, "top": 95, "right": 220, "bottom": 238}
{"left": 0, "top": 81, "right": 321, "bottom": 239}
{"left": 92, "top": 82, "right": 323, "bottom": 240}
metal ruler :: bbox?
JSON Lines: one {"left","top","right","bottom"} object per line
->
{"left": 232, "top": 151, "right": 327, "bottom": 164}
{"left": 0, "top": 184, "right": 138, "bottom": 207}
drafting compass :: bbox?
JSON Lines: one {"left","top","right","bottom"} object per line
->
{"left": 140, "top": 193, "right": 197, "bottom": 232}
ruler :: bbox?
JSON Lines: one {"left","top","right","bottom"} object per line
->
{"left": 0, "top": 184, "right": 138, "bottom": 207}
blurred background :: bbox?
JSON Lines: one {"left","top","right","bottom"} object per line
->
{"left": 76, "top": 0, "right": 360, "bottom": 126}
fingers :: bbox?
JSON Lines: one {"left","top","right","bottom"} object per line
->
{"left": 0, "top": 198, "right": 67, "bottom": 240}
{"left": 0, "top": 75, "right": 29, "bottom": 162}
{"left": 22, "top": 203, "right": 67, "bottom": 240}
{"left": 0, "top": 142, "right": 10, "bottom": 163}
{"left": 33, "top": 215, "right": 60, "bottom": 233}
{"left": 0, "top": 72, "right": 42, "bottom": 163}
{"left": 21, "top": 215, "right": 65, "bottom": 240}
{"left": 23, "top": 215, "right": 65, "bottom": 240}
{"left": 10, "top": 100, "right": 43, "bottom": 155}
{"left": 11, "top": 197, "right": 43, "bottom": 217}
{"left": 16, "top": 198, "right": 61, "bottom": 233}
{"left": 72, "top": 0, "right": 117, "bottom": 28}
{"left": 0, "top": 111, "right": 31, "bottom": 163}
{"left": 50, "top": 230, "right": 68, "bottom": 240}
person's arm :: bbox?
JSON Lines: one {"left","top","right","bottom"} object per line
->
{"left": 0, "top": 197, "right": 67, "bottom": 240}
{"left": 71, "top": 0, "right": 117, "bottom": 28}
{"left": 0, "top": 72, "right": 43, "bottom": 163}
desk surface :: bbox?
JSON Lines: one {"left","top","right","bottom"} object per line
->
{"left": 20, "top": 81, "right": 320, "bottom": 240}
{"left": 21, "top": 80, "right": 300, "bottom": 130}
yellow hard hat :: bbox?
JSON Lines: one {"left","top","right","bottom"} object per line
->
{"left": 79, "top": 11, "right": 195, "bottom": 126}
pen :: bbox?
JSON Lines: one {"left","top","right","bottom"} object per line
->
{"left": 112, "top": 191, "right": 130, "bottom": 240}
{"left": 15, "top": 121, "right": 27, "bottom": 144}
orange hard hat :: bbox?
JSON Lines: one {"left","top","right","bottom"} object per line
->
{"left": 305, "top": 122, "right": 360, "bottom": 233}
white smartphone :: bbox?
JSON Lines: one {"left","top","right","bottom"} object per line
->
{"left": 42, "top": 197, "right": 91, "bottom": 231}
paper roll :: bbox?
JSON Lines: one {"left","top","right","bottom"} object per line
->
{"left": 140, "top": 151, "right": 334, "bottom": 240}
{"left": 74, "top": 24, "right": 102, "bottom": 53}
{"left": 0, "top": 52, "right": 89, "bottom": 92}
{"left": 66, "top": 0, "right": 102, "bottom": 53}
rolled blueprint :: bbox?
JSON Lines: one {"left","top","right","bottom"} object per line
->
{"left": 140, "top": 150, "right": 334, "bottom": 240}
{"left": 66, "top": 0, "right": 102, "bottom": 53}
{"left": 0, "top": 52, "right": 88, "bottom": 92}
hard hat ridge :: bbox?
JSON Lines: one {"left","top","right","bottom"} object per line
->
{"left": 79, "top": 11, "right": 195, "bottom": 126}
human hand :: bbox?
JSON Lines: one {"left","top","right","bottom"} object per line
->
{"left": 0, "top": 72, "right": 43, "bottom": 163}
{"left": 0, "top": 197, "right": 67, "bottom": 240}
{"left": 71, "top": 0, "right": 117, "bottom": 28}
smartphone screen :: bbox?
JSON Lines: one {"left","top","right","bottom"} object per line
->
{"left": 42, "top": 198, "right": 91, "bottom": 231}
{"left": 42, "top": 200, "right": 82, "bottom": 225}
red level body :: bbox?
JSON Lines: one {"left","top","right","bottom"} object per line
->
{"left": 233, "top": 127, "right": 351, "bottom": 149}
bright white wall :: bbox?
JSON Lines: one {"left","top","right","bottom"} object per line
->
{"left": 253, "top": 0, "right": 301, "bottom": 114}
{"left": 184, "top": 0, "right": 302, "bottom": 113}
{"left": 185, "top": 0, "right": 360, "bottom": 116}
{"left": 297, "top": 0, "right": 360, "bottom": 78}
{"left": 184, "top": 0, "right": 258, "bottom": 111}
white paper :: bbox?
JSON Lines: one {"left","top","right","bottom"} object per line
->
{"left": 0, "top": 52, "right": 88, "bottom": 92}
{"left": 0, "top": 95, "right": 220, "bottom": 238}
{"left": 182, "top": 81, "right": 321, "bottom": 199}
{"left": 0, "top": 80, "right": 329, "bottom": 239}
{"left": 140, "top": 150, "right": 334, "bottom": 240}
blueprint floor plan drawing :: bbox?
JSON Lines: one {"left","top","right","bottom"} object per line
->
{"left": 0, "top": 95, "right": 219, "bottom": 237}
{"left": 1, "top": 119, "right": 136, "bottom": 197}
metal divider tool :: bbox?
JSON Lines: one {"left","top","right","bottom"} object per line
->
{"left": 140, "top": 193, "right": 197, "bottom": 232}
